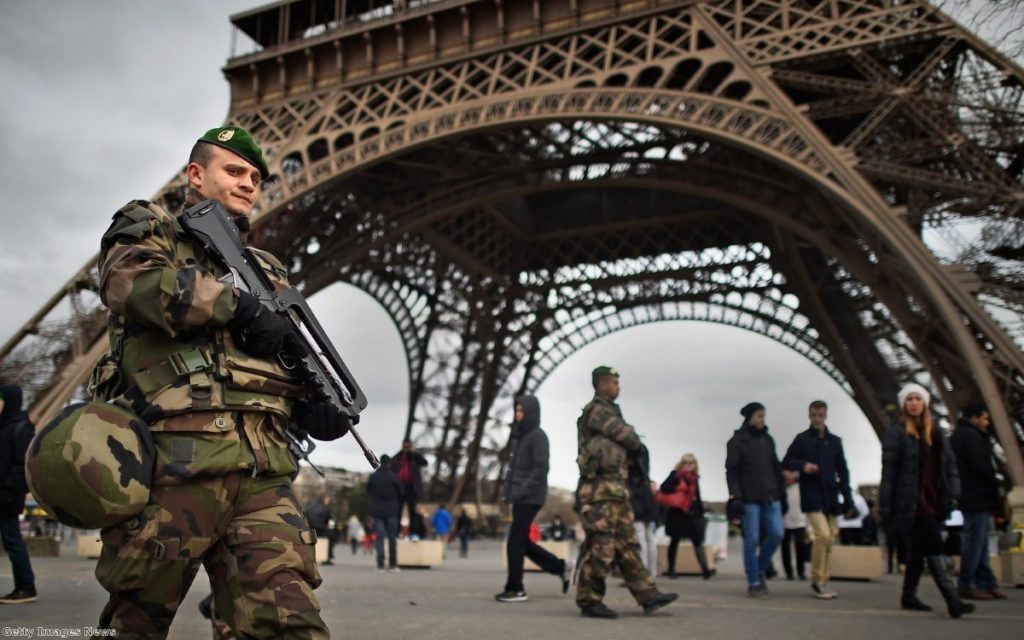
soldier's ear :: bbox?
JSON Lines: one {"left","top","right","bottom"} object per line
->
{"left": 186, "top": 162, "right": 205, "bottom": 190}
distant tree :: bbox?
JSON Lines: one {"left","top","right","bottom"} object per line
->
{"left": 936, "top": 0, "right": 1024, "bottom": 63}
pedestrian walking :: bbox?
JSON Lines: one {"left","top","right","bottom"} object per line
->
{"left": 305, "top": 495, "right": 337, "bottom": 565}
{"left": 880, "top": 384, "right": 974, "bottom": 618}
{"left": 432, "top": 505, "right": 453, "bottom": 543}
{"left": 547, "top": 515, "right": 569, "bottom": 541}
{"left": 393, "top": 440, "right": 428, "bottom": 526}
{"left": 726, "top": 402, "right": 786, "bottom": 599}
{"left": 368, "top": 455, "right": 402, "bottom": 572}
{"left": 0, "top": 384, "right": 36, "bottom": 605}
{"left": 782, "top": 400, "right": 857, "bottom": 599}
{"left": 575, "top": 367, "right": 677, "bottom": 619}
{"left": 780, "top": 470, "right": 808, "bottom": 581}
{"left": 950, "top": 403, "right": 1007, "bottom": 600}
{"left": 496, "top": 395, "right": 573, "bottom": 602}
{"left": 455, "top": 510, "right": 474, "bottom": 558}
{"left": 658, "top": 454, "right": 715, "bottom": 579}
{"left": 628, "top": 444, "right": 660, "bottom": 575}
{"left": 347, "top": 515, "right": 363, "bottom": 555}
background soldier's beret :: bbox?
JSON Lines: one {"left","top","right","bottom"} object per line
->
{"left": 592, "top": 365, "right": 619, "bottom": 378}
{"left": 197, "top": 126, "right": 270, "bottom": 180}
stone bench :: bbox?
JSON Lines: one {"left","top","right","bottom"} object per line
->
{"left": 396, "top": 539, "right": 444, "bottom": 568}
{"left": 829, "top": 545, "right": 883, "bottom": 580}
{"left": 656, "top": 543, "right": 715, "bottom": 576}
{"left": 999, "top": 551, "right": 1024, "bottom": 586}
{"left": 77, "top": 531, "right": 103, "bottom": 559}
{"left": 0, "top": 535, "right": 60, "bottom": 557}
{"left": 500, "top": 540, "right": 573, "bottom": 572}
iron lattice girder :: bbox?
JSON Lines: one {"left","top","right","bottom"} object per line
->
{"left": 5, "top": 0, "right": 1024, "bottom": 493}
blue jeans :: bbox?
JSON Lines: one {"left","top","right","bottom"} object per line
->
{"left": 958, "top": 510, "right": 998, "bottom": 591}
{"left": 0, "top": 515, "right": 34, "bottom": 590}
{"left": 742, "top": 500, "right": 784, "bottom": 587}
{"left": 373, "top": 516, "right": 399, "bottom": 569}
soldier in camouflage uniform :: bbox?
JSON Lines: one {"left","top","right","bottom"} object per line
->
{"left": 92, "top": 126, "right": 351, "bottom": 639}
{"left": 575, "top": 366, "right": 677, "bottom": 619}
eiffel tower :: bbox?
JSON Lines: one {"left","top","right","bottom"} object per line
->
{"left": 3, "top": 0, "right": 1024, "bottom": 502}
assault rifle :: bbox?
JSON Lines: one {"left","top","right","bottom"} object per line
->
{"left": 180, "top": 199, "right": 378, "bottom": 472}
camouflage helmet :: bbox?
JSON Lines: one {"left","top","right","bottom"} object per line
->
{"left": 26, "top": 401, "right": 154, "bottom": 529}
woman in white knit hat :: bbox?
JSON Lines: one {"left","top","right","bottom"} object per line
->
{"left": 879, "top": 383, "right": 973, "bottom": 618}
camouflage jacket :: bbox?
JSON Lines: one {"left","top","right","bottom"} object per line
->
{"left": 93, "top": 199, "right": 306, "bottom": 479}
{"left": 576, "top": 394, "right": 642, "bottom": 503}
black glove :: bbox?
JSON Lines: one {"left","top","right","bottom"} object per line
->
{"left": 228, "top": 291, "right": 291, "bottom": 359}
{"left": 726, "top": 497, "right": 744, "bottom": 523}
{"left": 295, "top": 401, "right": 352, "bottom": 441}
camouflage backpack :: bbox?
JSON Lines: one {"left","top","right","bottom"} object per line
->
{"left": 26, "top": 401, "right": 154, "bottom": 529}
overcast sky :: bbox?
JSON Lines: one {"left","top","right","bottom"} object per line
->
{"left": 3, "top": 1, "right": 1012, "bottom": 501}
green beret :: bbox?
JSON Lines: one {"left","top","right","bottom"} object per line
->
{"left": 197, "top": 126, "right": 270, "bottom": 180}
{"left": 592, "top": 366, "right": 619, "bottom": 378}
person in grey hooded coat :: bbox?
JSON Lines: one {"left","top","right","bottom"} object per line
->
{"left": 495, "top": 395, "right": 573, "bottom": 602}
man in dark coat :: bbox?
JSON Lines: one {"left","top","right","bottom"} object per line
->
{"left": 393, "top": 440, "right": 428, "bottom": 526}
{"left": 628, "top": 444, "right": 659, "bottom": 574}
{"left": 950, "top": 403, "right": 1006, "bottom": 600}
{"left": 367, "top": 455, "right": 402, "bottom": 571}
{"left": 305, "top": 495, "right": 337, "bottom": 565}
{"left": 0, "top": 383, "right": 36, "bottom": 604}
{"left": 496, "top": 395, "right": 572, "bottom": 602}
{"left": 726, "top": 402, "right": 785, "bottom": 599}
{"left": 783, "top": 400, "right": 856, "bottom": 600}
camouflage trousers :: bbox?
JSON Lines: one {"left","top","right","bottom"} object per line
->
{"left": 576, "top": 499, "right": 656, "bottom": 608}
{"left": 94, "top": 471, "right": 326, "bottom": 640}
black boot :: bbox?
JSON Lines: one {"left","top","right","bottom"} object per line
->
{"left": 901, "top": 589, "right": 932, "bottom": 612}
{"left": 694, "top": 546, "right": 716, "bottom": 580}
{"left": 925, "top": 556, "right": 975, "bottom": 619}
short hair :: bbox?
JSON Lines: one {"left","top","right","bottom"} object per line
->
{"left": 188, "top": 140, "right": 216, "bottom": 167}
{"left": 379, "top": 454, "right": 392, "bottom": 466}
{"left": 809, "top": 400, "right": 828, "bottom": 411}
{"left": 961, "top": 403, "right": 988, "bottom": 420}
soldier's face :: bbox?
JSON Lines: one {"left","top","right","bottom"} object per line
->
{"left": 599, "top": 376, "right": 620, "bottom": 400}
{"left": 187, "top": 145, "right": 261, "bottom": 217}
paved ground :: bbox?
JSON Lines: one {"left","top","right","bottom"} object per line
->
{"left": 1, "top": 537, "right": 1020, "bottom": 639}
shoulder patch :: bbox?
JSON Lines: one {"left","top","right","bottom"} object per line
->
{"left": 101, "top": 201, "right": 176, "bottom": 249}
{"left": 249, "top": 247, "right": 290, "bottom": 278}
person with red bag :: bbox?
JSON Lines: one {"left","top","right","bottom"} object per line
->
{"left": 658, "top": 454, "right": 715, "bottom": 579}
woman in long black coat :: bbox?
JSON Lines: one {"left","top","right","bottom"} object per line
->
{"left": 879, "top": 384, "right": 972, "bottom": 618}
{"left": 660, "top": 454, "right": 715, "bottom": 579}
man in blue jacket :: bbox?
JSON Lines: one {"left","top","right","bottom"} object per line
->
{"left": 783, "top": 400, "right": 856, "bottom": 600}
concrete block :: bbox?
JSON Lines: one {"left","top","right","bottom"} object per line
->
{"left": 525, "top": 541, "right": 571, "bottom": 571}
{"left": 1000, "top": 551, "right": 1024, "bottom": 586}
{"left": 656, "top": 543, "right": 715, "bottom": 576}
{"left": 829, "top": 545, "right": 883, "bottom": 580}
{"left": 397, "top": 539, "right": 444, "bottom": 568}
{"left": 500, "top": 540, "right": 573, "bottom": 571}
{"left": 77, "top": 532, "right": 103, "bottom": 559}
{"left": 6, "top": 535, "right": 60, "bottom": 557}
{"left": 951, "top": 554, "right": 1004, "bottom": 584}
